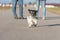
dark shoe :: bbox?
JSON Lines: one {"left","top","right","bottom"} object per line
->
{"left": 14, "top": 16, "right": 18, "bottom": 19}
{"left": 19, "top": 17, "right": 24, "bottom": 19}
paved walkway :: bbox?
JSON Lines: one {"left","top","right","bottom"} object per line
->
{"left": 0, "top": 7, "right": 60, "bottom": 40}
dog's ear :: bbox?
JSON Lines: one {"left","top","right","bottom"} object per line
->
{"left": 28, "top": 9, "right": 31, "bottom": 11}
{"left": 28, "top": 9, "right": 32, "bottom": 13}
{"left": 34, "top": 10, "right": 38, "bottom": 13}
{"left": 36, "top": 10, "right": 38, "bottom": 12}
{"left": 33, "top": 10, "right": 37, "bottom": 14}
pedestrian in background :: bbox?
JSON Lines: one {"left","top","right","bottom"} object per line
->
{"left": 36, "top": 0, "right": 46, "bottom": 20}
{"left": 12, "top": 0, "right": 24, "bottom": 19}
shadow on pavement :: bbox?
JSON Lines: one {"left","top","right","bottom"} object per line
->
{"left": 37, "top": 24, "right": 60, "bottom": 27}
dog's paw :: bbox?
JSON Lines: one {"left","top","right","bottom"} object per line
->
{"left": 33, "top": 24, "right": 37, "bottom": 27}
{"left": 28, "top": 25, "right": 32, "bottom": 28}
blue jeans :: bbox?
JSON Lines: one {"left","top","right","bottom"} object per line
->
{"left": 12, "top": 0, "right": 23, "bottom": 17}
{"left": 36, "top": 0, "right": 46, "bottom": 17}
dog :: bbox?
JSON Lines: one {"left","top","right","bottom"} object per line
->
{"left": 27, "top": 9, "right": 38, "bottom": 27}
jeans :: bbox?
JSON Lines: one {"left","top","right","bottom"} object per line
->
{"left": 12, "top": 0, "right": 23, "bottom": 17}
{"left": 36, "top": 0, "right": 46, "bottom": 17}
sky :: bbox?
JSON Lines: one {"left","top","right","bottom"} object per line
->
{"left": 0, "top": 0, "right": 60, "bottom": 4}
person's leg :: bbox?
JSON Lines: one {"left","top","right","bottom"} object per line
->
{"left": 36, "top": 0, "right": 40, "bottom": 17}
{"left": 12, "top": 0, "right": 18, "bottom": 19}
{"left": 41, "top": 0, "right": 46, "bottom": 20}
{"left": 18, "top": 0, "right": 24, "bottom": 19}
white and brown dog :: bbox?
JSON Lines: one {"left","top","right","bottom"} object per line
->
{"left": 27, "top": 9, "right": 38, "bottom": 27}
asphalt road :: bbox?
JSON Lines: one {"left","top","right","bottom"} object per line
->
{"left": 0, "top": 7, "right": 60, "bottom": 40}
